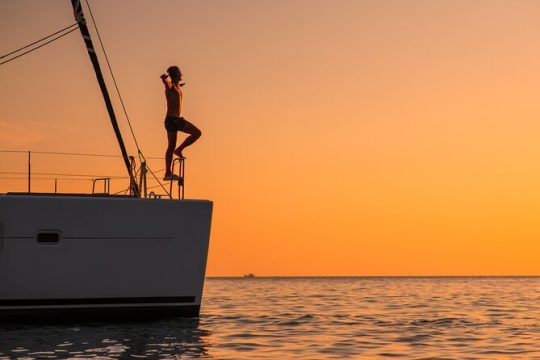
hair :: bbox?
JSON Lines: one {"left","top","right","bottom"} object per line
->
{"left": 167, "top": 65, "right": 181, "bottom": 78}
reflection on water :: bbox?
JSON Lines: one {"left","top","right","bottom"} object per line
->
{"left": 1, "top": 277, "right": 540, "bottom": 359}
{"left": 0, "top": 318, "right": 210, "bottom": 358}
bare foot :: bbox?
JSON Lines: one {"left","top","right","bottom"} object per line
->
{"left": 163, "top": 173, "right": 181, "bottom": 181}
{"left": 173, "top": 149, "right": 186, "bottom": 159}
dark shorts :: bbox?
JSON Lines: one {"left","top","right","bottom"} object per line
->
{"left": 164, "top": 116, "right": 187, "bottom": 132}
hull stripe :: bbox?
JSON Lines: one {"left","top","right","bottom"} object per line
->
{"left": 0, "top": 296, "right": 195, "bottom": 307}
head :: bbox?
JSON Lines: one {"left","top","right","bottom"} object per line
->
{"left": 167, "top": 66, "right": 182, "bottom": 83}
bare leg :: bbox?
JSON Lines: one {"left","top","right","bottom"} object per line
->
{"left": 174, "top": 120, "right": 202, "bottom": 159}
{"left": 165, "top": 131, "right": 177, "bottom": 176}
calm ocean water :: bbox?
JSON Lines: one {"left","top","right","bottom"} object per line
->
{"left": 1, "top": 277, "right": 540, "bottom": 359}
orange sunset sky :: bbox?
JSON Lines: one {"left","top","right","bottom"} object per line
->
{"left": 1, "top": 0, "right": 540, "bottom": 276}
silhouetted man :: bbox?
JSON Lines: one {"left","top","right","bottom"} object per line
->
{"left": 161, "top": 65, "right": 201, "bottom": 180}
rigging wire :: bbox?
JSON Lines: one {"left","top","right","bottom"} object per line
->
{"left": 147, "top": 183, "right": 168, "bottom": 190}
{"left": 0, "top": 25, "right": 79, "bottom": 66}
{"left": 143, "top": 163, "right": 172, "bottom": 197}
{"left": 112, "top": 187, "right": 130, "bottom": 195}
{"left": 0, "top": 23, "right": 78, "bottom": 60}
{"left": 110, "top": 183, "right": 168, "bottom": 197}
{"left": 84, "top": 0, "right": 141, "bottom": 152}
{"left": 84, "top": 0, "right": 171, "bottom": 198}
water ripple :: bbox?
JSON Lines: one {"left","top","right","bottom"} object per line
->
{"left": 1, "top": 277, "right": 540, "bottom": 359}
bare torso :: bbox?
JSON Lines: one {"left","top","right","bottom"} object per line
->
{"left": 165, "top": 82, "right": 182, "bottom": 117}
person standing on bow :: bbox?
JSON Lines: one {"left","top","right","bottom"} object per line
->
{"left": 161, "top": 65, "right": 202, "bottom": 180}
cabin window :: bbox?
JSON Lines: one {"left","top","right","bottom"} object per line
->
{"left": 35, "top": 231, "right": 61, "bottom": 244}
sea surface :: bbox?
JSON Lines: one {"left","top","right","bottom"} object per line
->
{"left": 1, "top": 277, "right": 540, "bottom": 359}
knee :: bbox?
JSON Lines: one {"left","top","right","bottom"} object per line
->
{"left": 193, "top": 128, "right": 202, "bottom": 139}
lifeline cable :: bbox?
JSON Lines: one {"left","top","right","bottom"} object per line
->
{"left": 0, "top": 150, "right": 163, "bottom": 160}
{"left": 0, "top": 171, "right": 127, "bottom": 179}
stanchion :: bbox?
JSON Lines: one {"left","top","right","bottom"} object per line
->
{"left": 169, "top": 158, "right": 185, "bottom": 199}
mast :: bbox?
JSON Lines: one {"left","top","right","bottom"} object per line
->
{"left": 70, "top": 0, "right": 139, "bottom": 196}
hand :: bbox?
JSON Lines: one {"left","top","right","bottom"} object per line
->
{"left": 160, "top": 74, "right": 168, "bottom": 80}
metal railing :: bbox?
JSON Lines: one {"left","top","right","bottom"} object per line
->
{"left": 0, "top": 150, "right": 186, "bottom": 200}
{"left": 92, "top": 177, "right": 110, "bottom": 195}
{"left": 170, "top": 158, "right": 185, "bottom": 200}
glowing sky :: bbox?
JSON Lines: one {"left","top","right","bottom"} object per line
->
{"left": 1, "top": 0, "right": 540, "bottom": 275}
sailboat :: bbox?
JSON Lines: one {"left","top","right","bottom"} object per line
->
{"left": 0, "top": 1, "right": 213, "bottom": 320}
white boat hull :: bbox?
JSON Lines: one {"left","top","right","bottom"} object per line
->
{"left": 0, "top": 194, "right": 212, "bottom": 320}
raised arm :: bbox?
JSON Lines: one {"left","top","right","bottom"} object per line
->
{"left": 160, "top": 73, "right": 172, "bottom": 89}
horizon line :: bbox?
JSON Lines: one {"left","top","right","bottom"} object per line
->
{"left": 207, "top": 275, "right": 540, "bottom": 278}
